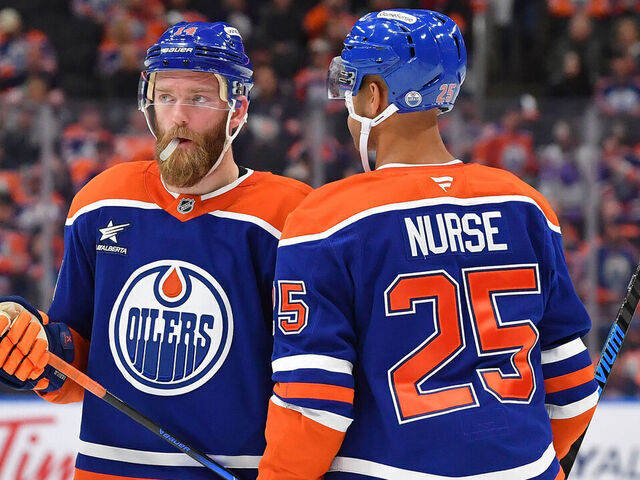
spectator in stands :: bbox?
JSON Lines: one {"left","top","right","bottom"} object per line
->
{"left": 0, "top": 7, "right": 57, "bottom": 91}
{"left": 165, "top": 0, "right": 207, "bottom": 26}
{"left": 595, "top": 52, "right": 640, "bottom": 119}
{"left": 610, "top": 15, "right": 640, "bottom": 62}
{"left": 548, "top": 12, "right": 603, "bottom": 92}
{"left": 255, "top": 0, "right": 305, "bottom": 78}
{"left": 0, "top": 105, "right": 40, "bottom": 169}
{"left": 61, "top": 104, "right": 113, "bottom": 164}
{"left": 596, "top": 219, "right": 637, "bottom": 318}
{"left": 241, "top": 64, "right": 297, "bottom": 174}
{"left": 472, "top": 108, "right": 539, "bottom": 183}
{"left": 303, "top": 0, "right": 357, "bottom": 41}
{"left": 548, "top": 51, "right": 594, "bottom": 97}
{"left": 98, "top": 0, "right": 166, "bottom": 96}
{"left": 538, "top": 120, "right": 588, "bottom": 222}
{"left": 0, "top": 185, "right": 29, "bottom": 296}
{"left": 441, "top": 93, "right": 483, "bottom": 162}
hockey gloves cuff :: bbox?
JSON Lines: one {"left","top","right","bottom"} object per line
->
{"left": 0, "top": 296, "right": 75, "bottom": 392}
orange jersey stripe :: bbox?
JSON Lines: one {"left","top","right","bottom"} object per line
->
{"left": 75, "top": 468, "right": 156, "bottom": 480}
{"left": 68, "top": 161, "right": 311, "bottom": 229}
{"left": 281, "top": 163, "right": 559, "bottom": 240}
{"left": 544, "top": 364, "right": 595, "bottom": 394}
{"left": 67, "top": 161, "right": 154, "bottom": 219}
{"left": 554, "top": 466, "right": 566, "bottom": 480}
{"left": 551, "top": 406, "right": 597, "bottom": 460}
{"left": 274, "top": 382, "right": 354, "bottom": 404}
{"left": 258, "top": 400, "right": 345, "bottom": 480}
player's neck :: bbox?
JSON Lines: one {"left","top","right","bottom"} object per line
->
{"left": 165, "top": 150, "right": 240, "bottom": 196}
{"left": 374, "top": 112, "right": 454, "bottom": 168}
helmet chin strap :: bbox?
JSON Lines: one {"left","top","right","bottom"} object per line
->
{"left": 203, "top": 99, "right": 247, "bottom": 178}
{"left": 345, "top": 91, "right": 398, "bottom": 172}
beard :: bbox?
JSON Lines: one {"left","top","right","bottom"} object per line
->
{"left": 155, "top": 121, "right": 227, "bottom": 188}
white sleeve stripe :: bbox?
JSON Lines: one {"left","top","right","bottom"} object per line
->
{"left": 541, "top": 338, "right": 587, "bottom": 365}
{"left": 66, "top": 199, "right": 161, "bottom": 225}
{"left": 270, "top": 395, "right": 352, "bottom": 432}
{"left": 545, "top": 390, "right": 599, "bottom": 419}
{"left": 272, "top": 354, "right": 353, "bottom": 375}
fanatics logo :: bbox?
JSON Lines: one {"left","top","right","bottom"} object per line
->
{"left": 431, "top": 176, "right": 453, "bottom": 192}
{"left": 177, "top": 198, "right": 195, "bottom": 214}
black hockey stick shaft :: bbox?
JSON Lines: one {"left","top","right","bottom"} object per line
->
{"left": 561, "top": 260, "right": 640, "bottom": 477}
{"left": 47, "top": 353, "right": 240, "bottom": 480}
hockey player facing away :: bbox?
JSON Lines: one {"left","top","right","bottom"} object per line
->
{"left": 0, "top": 22, "right": 310, "bottom": 480}
{"left": 259, "top": 10, "right": 598, "bottom": 480}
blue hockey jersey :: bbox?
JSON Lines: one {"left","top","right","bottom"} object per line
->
{"left": 41, "top": 161, "right": 310, "bottom": 480}
{"left": 260, "top": 161, "right": 598, "bottom": 480}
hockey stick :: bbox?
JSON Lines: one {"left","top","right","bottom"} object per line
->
{"left": 47, "top": 353, "right": 240, "bottom": 480}
{"left": 561, "top": 260, "right": 640, "bottom": 477}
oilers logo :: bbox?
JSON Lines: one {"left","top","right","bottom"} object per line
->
{"left": 109, "top": 260, "right": 233, "bottom": 396}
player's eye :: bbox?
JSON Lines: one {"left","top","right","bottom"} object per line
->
{"left": 158, "top": 94, "right": 174, "bottom": 104}
{"left": 192, "top": 95, "right": 208, "bottom": 104}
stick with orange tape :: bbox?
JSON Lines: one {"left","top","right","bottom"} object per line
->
{"left": 47, "top": 353, "right": 240, "bottom": 480}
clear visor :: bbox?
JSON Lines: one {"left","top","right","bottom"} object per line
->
{"left": 142, "top": 102, "right": 234, "bottom": 139}
{"left": 327, "top": 56, "right": 357, "bottom": 100}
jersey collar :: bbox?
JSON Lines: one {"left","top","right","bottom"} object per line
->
{"left": 377, "top": 159, "right": 463, "bottom": 170}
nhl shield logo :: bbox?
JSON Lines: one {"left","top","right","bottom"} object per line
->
{"left": 109, "top": 260, "right": 233, "bottom": 396}
{"left": 177, "top": 198, "right": 195, "bottom": 214}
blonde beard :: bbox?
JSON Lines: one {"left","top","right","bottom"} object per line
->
{"left": 155, "top": 123, "right": 226, "bottom": 188}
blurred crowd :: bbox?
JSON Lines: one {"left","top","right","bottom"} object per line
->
{"left": 0, "top": 0, "right": 640, "bottom": 397}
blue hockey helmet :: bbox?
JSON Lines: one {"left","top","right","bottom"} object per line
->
{"left": 328, "top": 9, "right": 466, "bottom": 113}
{"left": 138, "top": 21, "right": 254, "bottom": 120}
{"left": 327, "top": 10, "right": 466, "bottom": 171}
{"left": 139, "top": 22, "right": 254, "bottom": 173}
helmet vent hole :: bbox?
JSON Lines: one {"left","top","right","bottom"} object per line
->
{"left": 409, "top": 47, "right": 415, "bottom": 57}
{"left": 423, "top": 75, "right": 440, "bottom": 88}
{"left": 406, "top": 35, "right": 413, "bottom": 44}
{"left": 453, "top": 35, "right": 461, "bottom": 59}
{"left": 399, "top": 25, "right": 409, "bottom": 32}
{"left": 434, "top": 14, "right": 447, "bottom": 24}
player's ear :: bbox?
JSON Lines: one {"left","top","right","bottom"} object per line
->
{"left": 365, "top": 78, "right": 388, "bottom": 117}
{"left": 230, "top": 96, "right": 249, "bottom": 130}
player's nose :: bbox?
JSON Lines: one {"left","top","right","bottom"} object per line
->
{"left": 170, "top": 103, "right": 190, "bottom": 127}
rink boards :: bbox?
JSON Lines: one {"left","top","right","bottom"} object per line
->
{"left": 0, "top": 398, "right": 637, "bottom": 480}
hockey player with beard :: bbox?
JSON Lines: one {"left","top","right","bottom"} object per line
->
{"left": 0, "top": 22, "right": 310, "bottom": 480}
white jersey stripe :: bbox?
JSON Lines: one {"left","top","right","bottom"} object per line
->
{"left": 77, "top": 440, "right": 261, "bottom": 468}
{"left": 270, "top": 396, "right": 352, "bottom": 432}
{"left": 329, "top": 442, "right": 556, "bottom": 479}
{"left": 541, "top": 338, "right": 587, "bottom": 365}
{"left": 209, "top": 211, "right": 281, "bottom": 239}
{"left": 272, "top": 354, "right": 353, "bottom": 375}
{"left": 65, "top": 197, "right": 281, "bottom": 239}
{"left": 66, "top": 199, "right": 161, "bottom": 225}
{"left": 279, "top": 195, "right": 561, "bottom": 247}
{"left": 546, "top": 390, "right": 599, "bottom": 419}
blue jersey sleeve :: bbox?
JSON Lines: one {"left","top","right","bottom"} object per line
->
{"left": 271, "top": 235, "right": 357, "bottom": 433}
{"left": 48, "top": 215, "right": 96, "bottom": 341}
